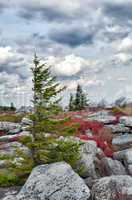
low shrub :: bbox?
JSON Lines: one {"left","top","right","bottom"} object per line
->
{"left": 0, "top": 146, "right": 34, "bottom": 186}
{"left": 0, "top": 169, "right": 21, "bottom": 186}
{"left": 34, "top": 139, "right": 84, "bottom": 174}
{"left": 97, "top": 127, "right": 113, "bottom": 143}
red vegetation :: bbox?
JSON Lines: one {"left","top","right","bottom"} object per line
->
{"left": 78, "top": 134, "right": 114, "bottom": 157}
{"left": 71, "top": 118, "right": 104, "bottom": 134}
{"left": 9, "top": 135, "right": 21, "bottom": 142}
{"left": 57, "top": 110, "right": 129, "bottom": 157}
{"left": 66, "top": 111, "right": 116, "bottom": 157}
{"left": 0, "top": 130, "right": 5, "bottom": 136}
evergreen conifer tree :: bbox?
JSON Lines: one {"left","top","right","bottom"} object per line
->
{"left": 74, "top": 84, "right": 88, "bottom": 110}
{"left": 69, "top": 93, "right": 74, "bottom": 111}
{"left": 28, "top": 54, "right": 82, "bottom": 167}
{"left": 75, "top": 84, "right": 83, "bottom": 110}
{"left": 31, "top": 53, "right": 64, "bottom": 123}
{"left": 10, "top": 102, "right": 16, "bottom": 111}
{"left": 0, "top": 54, "right": 84, "bottom": 186}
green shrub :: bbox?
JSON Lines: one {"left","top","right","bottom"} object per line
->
{"left": 31, "top": 117, "right": 79, "bottom": 137}
{"left": 18, "top": 135, "right": 33, "bottom": 145}
{"left": 0, "top": 146, "right": 34, "bottom": 186}
{"left": 36, "top": 139, "right": 84, "bottom": 173}
{"left": 0, "top": 169, "right": 21, "bottom": 186}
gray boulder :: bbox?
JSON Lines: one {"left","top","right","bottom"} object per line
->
{"left": 0, "top": 141, "right": 31, "bottom": 158}
{"left": 124, "top": 148, "right": 132, "bottom": 165}
{"left": 8, "top": 128, "right": 22, "bottom": 135}
{"left": 87, "top": 111, "right": 116, "bottom": 124}
{"left": 79, "top": 141, "right": 99, "bottom": 178}
{"left": 1, "top": 186, "right": 20, "bottom": 200}
{"left": 128, "top": 165, "right": 132, "bottom": 176}
{"left": 106, "top": 124, "right": 130, "bottom": 134}
{"left": 0, "top": 131, "right": 32, "bottom": 143}
{"left": 0, "top": 122, "right": 21, "bottom": 134}
{"left": 113, "top": 149, "right": 129, "bottom": 160}
{"left": 21, "top": 117, "right": 33, "bottom": 126}
{"left": 119, "top": 116, "right": 132, "bottom": 127}
{"left": 7, "top": 162, "right": 90, "bottom": 200}
{"left": 100, "top": 157, "right": 127, "bottom": 175}
{"left": 92, "top": 175, "right": 132, "bottom": 200}
{"left": 81, "top": 140, "right": 97, "bottom": 156}
{"left": 113, "top": 148, "right": 132, "bottom": 176}
{"left": 3, "top": 195, "right": 17, "bottom": 200}
{"left": 112, "top": 134, "right": 132, "bottom": 148}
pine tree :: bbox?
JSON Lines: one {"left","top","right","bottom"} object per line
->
{"left": 10, "top": 102, "right": 16, "bottom": 111}
{"left": 75, "top": 84, "right": 83, "bottom": 110}
{"left": 68, "top": 84, "right": 88, "bottom": 111}
{"left": 0, "top": 54, "right": 84, "bottom": 186}
{"left": 69, "top": 93, "right": 74, "bottom": 111}
{"left": 74, "top": 84, "right": 88, "bottom": 110}
{"left": 31, "top": 53, "right": 64, "bottom": 122}
{"left": 29, "top": 53, "right": 65, "bottom": 163}
{"left": 28, "top": 54, "right": 82, "bottom": 167}
{"left": 81, "top": 93, "right": 88, "bottom": 109}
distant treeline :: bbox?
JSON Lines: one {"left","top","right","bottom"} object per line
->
{"left": 0, "top": 103, "right": 16, "bottom": 112}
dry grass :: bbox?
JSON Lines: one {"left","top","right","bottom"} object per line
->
{"left": 0, "top": 114, "right": 24, "bottom": 123}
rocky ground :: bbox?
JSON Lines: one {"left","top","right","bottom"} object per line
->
{"left": 0, "top": 187, "right": 21, "bottom": 200}
{"left": 1, "top": 110, "right": 132, "bottom": 199}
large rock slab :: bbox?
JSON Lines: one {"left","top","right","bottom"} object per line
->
{"left": 87, "top": 111, "right": 116, "bottom": 124}
{"left": 0, "top": 141, "right": 31, "bottom": 157}
{"left": 113, "top": 148, "right": 132, "bottom": 175}
{"left": 106, "top": 124, "right": 130, "bottom": 134}
{"left": 124, "top": 149, "right": 132, "bottom": 165}
{"left": 112, "top": 134, "right": 132, "bottom": 149}
{"left": 0, "top": 122, "right": 21, "bottom": 134}
{"left": 21, "top": 118, "right": 33, "bottom": 126}
{"left": 92, "top": 175, "right": 132, "bottom": 200}
{"left": 81, "top": 140, "right": 97, "bottom": 156}
{"left": 113, "top": 149, "right": 128, "bottom": 160}
{"left": 128, "top": 165, "right": 132, "bottom": 176}
{"left": 79, "top": 141, "right": 99, "bottom": 178}
{"left": 8, "top": 128, "right": 22, "bottom": 135}
{"left": 0, "top": 131, "right": 32, "bottom": 143}
{"left": 120, "top": 116, "right": 132, "bottom": 127}
{"left": 7, "top": 162, "right": 90, "bottom": 200}
{"left": 0, "top": 186, "right": 20, "bottom": 200}
{"left": 100, "top": 157, "right": 127, "bottom": 175}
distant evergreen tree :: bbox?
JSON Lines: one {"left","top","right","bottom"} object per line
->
{"left": 74, "top": 84, "right": 83, "bottom": 110}
{"left": 0, "top": 103, "right": 16, "bottom": 112}
{"left": 69, "top": 93, "right": 75, "bottom": 111}
{"left": 10, "top": 102, "right": 16, "bottom": 111}
{"left": 81, "top": 92, "right": 88, "bottom": 109}
{"left": 71, "top": 84, "right": 88, "bottom": 111}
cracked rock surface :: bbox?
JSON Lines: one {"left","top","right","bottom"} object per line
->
{"left": 4, "top": 162, "right": 90, "bottom": 200}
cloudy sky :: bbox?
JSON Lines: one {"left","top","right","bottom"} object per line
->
{"left": 0, "top": 0, "right": 132, "bottom": 107}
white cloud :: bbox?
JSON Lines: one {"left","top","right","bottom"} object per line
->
{"left": 0, "top": 46, "right": 14, "bottom": 64}
{"left": 117, "top": 77, "right": 126, "bottom": 81}
{"left": 47, "top": 54, "right": 97, "bottom": 76}
{"left": 118, "top": 37, "right": 132, "bottom": 52}
{"left": 63, "top": 76, "right": 104, "bottom": 92}
{"left": 114, "top": 53, "right": 131, "bottom": 63}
